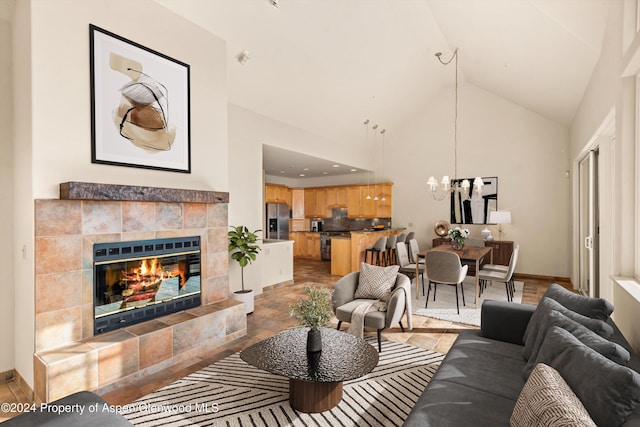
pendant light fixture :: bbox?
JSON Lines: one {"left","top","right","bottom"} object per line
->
{"left": 380, "top": 128, "right": 386, "bottom": 201}
{"left": 428, "top": 48, "right": 483, "bottom": 201}
{"left": 372, "top": 124, "right": 378, "bottom": 201}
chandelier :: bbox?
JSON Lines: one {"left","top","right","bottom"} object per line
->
{"left": 428, "top": 48, "right": 483, "bottom": 201}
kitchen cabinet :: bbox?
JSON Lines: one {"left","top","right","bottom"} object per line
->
{"left": 347, "top": 185, "right": 386, "bottom": 218}
{"left": 291, "top": 189, "right": 305, "bottom": 219}
{"left": 293, "top": 232, "right": 321, "bottom": 259}
{"left": 265, "top": 184, "right": 289, "bottom": 204}
{"left": 326, "top": 186, "right": 348, "bottom": 209}
{"left": 376, "top": 183, "right": 392, "bottom": 218}
{"left": 315, "top": 189, "right": 327, "bottom": 217}
{"left": 304, "top": 188, "right": 316, "bottom": 218}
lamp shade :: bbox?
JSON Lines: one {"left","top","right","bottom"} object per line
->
{"left": 489, "top": 210, "right": 511, "bottom": 224}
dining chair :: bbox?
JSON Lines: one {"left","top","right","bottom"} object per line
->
{"left": 365, "top": 236, "right": 387, "bottom": 266}
{"left": 424, "top": 251, "right": 468, "bottom": 314}
{"left": 405, "top": 232, "right": 415, "bottom": 261}
{"left": 478, "top": 245, "right": 520, "bottom": 301}
{"left": 481, "top": 244, "right": 519, "bottom": 274}
{"left": 409, "top": 239, "right": 424, "bottom": 265}
{"left": 396, "top": 242, "right": 425, "bottom": 294}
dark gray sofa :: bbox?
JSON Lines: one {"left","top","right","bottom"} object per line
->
{"left": 404, "top": 299, "right": 640, "bottom": 426}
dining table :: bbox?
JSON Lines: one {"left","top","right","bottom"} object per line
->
{"left": 416, "top": 243, "right": 493, "bottom": 306}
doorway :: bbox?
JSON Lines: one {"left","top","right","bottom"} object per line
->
{"left": 578, "top": 149, "right": 599, "bottom": 297}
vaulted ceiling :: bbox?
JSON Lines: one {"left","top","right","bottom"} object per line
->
{"left": 157, "top": 0, "right": 611, "bottom": 178}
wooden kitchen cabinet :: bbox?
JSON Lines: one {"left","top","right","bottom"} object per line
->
{"left": 291, "top": 189, "right": 305, "bottom": 219}
{"left": 326, "top": 186, "right": 348, "bottom": 209}
{"left": 346, "top": 186, "right": 362, "bottom": 218}
{"left": 265, "top": 184, "right": 289, "bottom": 204}
{"left": 293, "top": 232, "right": 321, "bottom": 259}
{"left": 376, "top": 183, "right": 392, "bottom": 218}
{"left": 315, "top": 189, "right": 327, "bottom": 217}
{"left": 304, "top": 188, "right": 316, "bottom": 218}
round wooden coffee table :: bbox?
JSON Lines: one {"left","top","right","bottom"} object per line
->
{"left": 240, "top": 327, "right": 379, "bottom": 413}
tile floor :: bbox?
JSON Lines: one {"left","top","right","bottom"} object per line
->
{"left": 0, "top": 258, "right": 565, "bottom": 421}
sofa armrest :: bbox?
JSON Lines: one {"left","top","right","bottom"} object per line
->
{"left": 480, "top": 300, "right": 536, "bottom": 345}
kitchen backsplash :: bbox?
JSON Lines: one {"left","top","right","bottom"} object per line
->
{"left": 320, "top": 208, "right": 391, "bottom": 231}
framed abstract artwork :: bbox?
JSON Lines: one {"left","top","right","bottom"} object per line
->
{"left": 90, "top": 24, "right": 191, "bottom": 173}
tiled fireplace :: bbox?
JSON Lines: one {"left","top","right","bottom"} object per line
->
{"left": 33, "top": 183, "right": 246, "bottom": 403}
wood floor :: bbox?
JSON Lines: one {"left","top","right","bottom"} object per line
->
{"left": 0, "top": 258, "right": 570, "bottom": 421}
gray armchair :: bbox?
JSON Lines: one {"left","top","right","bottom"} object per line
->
{"left": 332, "top": 271, "right": 411, "bottom": 351}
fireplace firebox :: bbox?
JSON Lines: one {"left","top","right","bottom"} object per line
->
{"left": 93, "top": 236, "right": 201, "bottom": 334}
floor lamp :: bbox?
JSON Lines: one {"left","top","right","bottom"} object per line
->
{"left": 489, "top": 211, "right": 511, "bottom": 241}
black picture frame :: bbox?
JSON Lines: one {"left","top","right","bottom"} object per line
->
{"left": 90, "top": 24, "right": 191, "bottom": 173}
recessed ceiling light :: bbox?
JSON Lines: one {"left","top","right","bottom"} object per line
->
{"left": 299, "top": 173, "right": 305, "bottom": 177}
{"left": 323, "top": 171, "right": 328, "bottom": 175}
{"left": 303, "top": 168, "right": 309, "bottom": 171}
{"left": 351, "top": 168, "right": 357, "bottom": 172}
{"left": 280, "top": 170, "right": 285, "bottom": 174}
{"left": 332, "top": 164, "right": 340, "bottom": 168}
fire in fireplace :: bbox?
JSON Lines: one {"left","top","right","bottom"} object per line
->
{"left": 93, "top": 236, "right": 201, "bottom": 334}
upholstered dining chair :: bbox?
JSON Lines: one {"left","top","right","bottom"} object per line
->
{"left": 404, "top": 232, "right": 415, "bottom": 261}
{"left": 364, "top": 236, "right": 387, "bottom": 266}
{"left": 481, "top": 244, "right": 520, "bottom": 274}
{"left": 397, "top": 242, "right": 425, "bottom": 294}
{"left": 424, "top": 251, "right": 468, "bottom": 314}
{"left": 409, "top": 239, "right": 424, "bottom": 265}
{"left": 332, "top": 268, "right": 410, "bottom": 352}
{"left": 478, "top": 245, "right": 520, "bottom": 301}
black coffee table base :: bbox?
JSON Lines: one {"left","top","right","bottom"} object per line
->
{"left": 289, "top": 378, "right": 343, "bottom": 413}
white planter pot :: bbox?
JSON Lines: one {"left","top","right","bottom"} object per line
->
{"left": 232, "top": 289, "right": 254, "bottom": 314}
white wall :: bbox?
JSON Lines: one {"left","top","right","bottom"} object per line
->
{"left": 0, "top": 0, "right": 15, "bottom": 374}
{"left": 390, "top": 83, "right": 570, "bottom": 277}
{"left": 228, "top": 104, "right": 363, "bottom": 294}
{"left": 570, "top": 1, "right": 640, "bottom": 349}
{"left": 9, "top": 0, "right": 228, "bottom": 389}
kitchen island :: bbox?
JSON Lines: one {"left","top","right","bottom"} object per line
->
{"left": 330, "top": 228, "right": 405, "bottom": 274}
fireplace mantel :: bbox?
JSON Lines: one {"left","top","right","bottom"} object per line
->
{"left": 60, "top": 182, "right": 229, "bottom": 204}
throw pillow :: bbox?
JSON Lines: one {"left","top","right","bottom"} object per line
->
{"left": 511, "top": 363, "right": 596, "bottom": 427}
{"left": 542, "top": 283, "right": 613, "bottom": 320}
{"left": 533, "top": 326, "right": 640, "bottom": 427}
{"left": 355, "top": 262, "right": 399, "bottom": 301}
{"left": 522, "top": 310, "right": 630, "bottom": 379}
{"left": 522, "top": 297, "right": 613, "bottom": 360}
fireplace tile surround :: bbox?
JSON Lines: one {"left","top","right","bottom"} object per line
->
{"left": 32, "top": 183, "right": 245, "bottom": 403}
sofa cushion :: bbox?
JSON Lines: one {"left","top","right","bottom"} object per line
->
{"left": 523, "top": 310, "right": 630, "bottom": 378}
{"left": 511, "top": 363, "right": 596, "bottom": 427}
{"left": 542, "top": 283, "right": 613, "bottom": 320}
{"left": 522, "top": 297, "right": 613, "bottom": 360}
{"left": 403, "top": 330, "right": 525, "bottom": 427}
{"left": 355, "top": 262, "right": 399, "bottom": 301}
{"left": 534, "top": 326, "right": 640, "bottom": 427}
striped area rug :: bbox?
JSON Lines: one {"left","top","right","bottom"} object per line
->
{"left": 121, "top": 337, "right": 444, "bottom": 426}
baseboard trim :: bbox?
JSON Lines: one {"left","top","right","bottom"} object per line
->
{"left": 514, "top": 273, "right": 572, "bottom": 285}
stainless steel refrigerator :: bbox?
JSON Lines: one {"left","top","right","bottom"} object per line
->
{"left": 266, "top": 203, "right": 290, "bottom": 240}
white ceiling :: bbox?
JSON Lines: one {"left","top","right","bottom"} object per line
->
{"left": 157, "top": 0, "right": 611, "bottom": 179}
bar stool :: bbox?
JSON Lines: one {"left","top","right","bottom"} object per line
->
{"left": 365, "top": 236, "right": 387, "bottom": 266}
{"left": 385, "top": 234, "right": 398, "bottom": 265}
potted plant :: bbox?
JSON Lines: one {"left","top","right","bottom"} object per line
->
{"left": 228, "top": 225, "right": 262, "bottom": 314}
{"left": 289, "top": 286, "right": 334, "bottom": 352}
{"left": 448, "top": 226, "right": 470, "bottom": 250}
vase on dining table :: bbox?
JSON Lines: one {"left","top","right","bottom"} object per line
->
{"left": 452, "top": 240, "right": 464, "bottom": 250}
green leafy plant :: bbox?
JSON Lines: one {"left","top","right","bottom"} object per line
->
{"left": 228, "top": 225, "right": 262, "bottom": 292}
{"left": 289, "top": 286, "right": 334, "bottom": 331}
